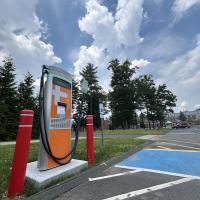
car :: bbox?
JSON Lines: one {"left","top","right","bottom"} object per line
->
{"left": 172, "top": 121, "right": 191, "bottom": 129}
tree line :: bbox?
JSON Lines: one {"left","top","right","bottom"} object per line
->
{"left": 0, "top": 56, "right": 176, "bottom": 141}
{"left": 73, "top": 59, "right": 177, "bottom": 130}
{"left": 0, "top": 57, "right": 39, "bottom": 141}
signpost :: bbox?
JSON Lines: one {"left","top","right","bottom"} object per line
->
{"left": 99, "top": 103, "right": 104, "bottom": 145}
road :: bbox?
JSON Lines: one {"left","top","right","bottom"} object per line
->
{"left": 56, "top": 127, "right": 200, "bottom": 200}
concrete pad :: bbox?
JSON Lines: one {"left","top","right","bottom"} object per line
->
{"left": 26, "top": 159, "right": 88, "bottom": 188}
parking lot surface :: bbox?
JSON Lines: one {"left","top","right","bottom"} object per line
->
{"left": 56, "top": 128, "right": 200, "bottom": 200}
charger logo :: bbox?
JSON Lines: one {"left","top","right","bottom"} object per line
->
{"left": 52, "top": 85, "right": 68, "bottom": 105}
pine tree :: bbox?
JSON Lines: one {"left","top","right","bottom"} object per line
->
{"left": 72, "top": 79, "right": 85, "bottom": 127}
{"left": 18, "top": 72, "right": 36, "bottom": 110}
{"left": 72, "top": 79, "right": 80, "bottom": 112}
{"left": 32, "top": 94, "right": 40, "bottom": 139}
{"left": 0, "top": 57, "right": 18, "bottom": 140}
{"left": 80, "top": 63, "right": 105, "bottom": 127}
{"left": 17, "top": 72, "right": 39, "bottom": 138}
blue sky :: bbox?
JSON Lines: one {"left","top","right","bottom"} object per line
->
{"left": 0, "top": 0, "right": 200, "bottom": 111}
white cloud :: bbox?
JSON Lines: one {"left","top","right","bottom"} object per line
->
{"left": 114, "top": 0, "right": 144, "bottom": 46}
{"left": 78, "top": 0, "right": 115, "bottom": 50}
{"left": 74, "top": 45, "right": 105, "bottom": 80}
{"left": 0, "top": 0, "right": 61, "bottom": 80}
{"left": 131, "top": 59, "right": 150, "bottom": 68}
{"left": 154, "top": 33, "right": 200, "bottom": 112}
{"left": 74, "top": 0, "right": 145, "bottom": 88}
{"left": 194, "top": 104, "right": 200, "bottom": 110}
{"left": 157, "top": 33, "right": 200, "bottom": 85}
{"left": 33, "top": 78, "right": 41, "bottom": 87}
{"left": 172, "top": 0, "right": 200, "bottom": 21}
{"left": 180, "top": 101, "right": 187, "bottom": 111}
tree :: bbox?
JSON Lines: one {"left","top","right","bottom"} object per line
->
{"left": 72, "top": 79, "right": 79, "bottom": 112}
{"left": 139, "top": 113, "right": 145, "bottom": 128}
{"left": 80, "top": 63, "right": 106, "bottom": 127}
{"left": 135, "top": 75, "right": 176, "bottom": 128}
{"left": 135, "top": 75, "right": 156, "bottom": 129}
{"left": 0, "top": 57, "right": 18, "bottom": 140}
{"left": 108, "top": 59, "right": 138, "bottom": 129}
{"left": 18, "top": 72, "right": 36, "bottom": 110}
{"left": 72, "top": 79, "right": 86, "bottom": 128}
{"left": 17, "top": 72, "right": 39, "bottom": 138}
{"left": 154, "top": 84, "right": 177, "bottom": 127}
{"left": 179, "top": 111, "right": 186, "bottom": 121}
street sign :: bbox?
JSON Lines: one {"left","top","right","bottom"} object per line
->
{"left": 81, "top": 78, "right": 89, "bottom": 94}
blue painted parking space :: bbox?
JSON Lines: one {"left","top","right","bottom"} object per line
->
{"left": 118, "top": 149, "right": 200, "bottom": 177}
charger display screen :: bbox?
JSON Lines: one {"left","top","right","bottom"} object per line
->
{"left": 53, "top": 77, "right": 71, "bottom": 89}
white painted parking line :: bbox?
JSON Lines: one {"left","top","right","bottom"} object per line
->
{"left": 145, "top": 148, "right": 200, "bottom": 153}
{"left": 157, "top": 146, "right": 172, "bottom": 150}
{"left": 161, "top": 142, "right": 200, "bottom": 150}
{"left": 88, "top": 169, "right": 142, "bottom": 181}
{"left": 102, "top": 177, "right": 194, "bottom": 200}
{"left": 114, "top": 165, "right": 200, "bottom": 179}
{"left": 161, "top": 139, "right": 200, "bottom": 146}
{"left": 136, "top": 135, "right": 159, "bottom": 140}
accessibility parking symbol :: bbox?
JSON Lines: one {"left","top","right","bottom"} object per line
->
{"left": 117, "top": 149, "right": 200, "bottom": 177}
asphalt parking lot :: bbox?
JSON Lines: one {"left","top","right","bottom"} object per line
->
{"left": 56, "top": 127, "right": 200, "bottom": 200}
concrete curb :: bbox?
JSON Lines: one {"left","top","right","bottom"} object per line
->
{"left": 26, "top": 141, "right": 152, "bottom": 200}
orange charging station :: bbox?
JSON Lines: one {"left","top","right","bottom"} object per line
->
{"left": 7, "top": 65, "right": 91, "bottom": 198}
{"left": 38, "top": 65, "right": 78, "bottom": 170}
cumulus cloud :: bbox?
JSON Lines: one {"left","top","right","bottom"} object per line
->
{"left": 172, "top": 0, "right": 200, "bottom": 21}
{"left": 74, "top": 0, "right": 147, "bottom": 86}
{"left": 115, "top": 0, "right": 144, "bottom": 46}
{"left": 74, "top": 45, "right": 104, "bottom": 80}
{"left": 180, "top": 101, "right": 187, "bottom": 111}
{"left": 194, "top": 104, "right": 200, "bottom": 110}
{"left": 131, "top": 59, "right": 150, "bottom": 68}
{"left": 33, "top": 78, "right": 41, "bottom": 87}
{"left": 0, "top": 0, "right": 61, "bottom": 80}
{"left": 154, "top": 33, "right": 200, "bottom": 111}
{"left": 160, "top": 34, "right": 200, "bottom": 88}
{"left": 78, "top": 0, "right": 115, "bottom": 50}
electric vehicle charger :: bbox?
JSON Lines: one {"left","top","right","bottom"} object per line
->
{"left": 38, "top": 65, "right": 79, "bottom": 170}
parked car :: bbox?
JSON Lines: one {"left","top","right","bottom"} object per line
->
{"left": 172, "top": 121, "right": 191, "bottom": 129}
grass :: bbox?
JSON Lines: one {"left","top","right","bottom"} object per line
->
{"left": 96, "top": 128, "right": 170, "bottom": 135}
{"left": 0, "top": 138, "right": 145, "bottom": 199}
{"left": 0, "top": 143, "right": 39, "bottom": 199}
{"left": 73, "top": 128, "right": 170, "bottom": 137}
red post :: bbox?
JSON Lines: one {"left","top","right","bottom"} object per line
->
{"left": 86, "top": 115, "right": 95, "bottom": 165}
{"left": 7, "top": 110, "right": 34, "bottom": 198}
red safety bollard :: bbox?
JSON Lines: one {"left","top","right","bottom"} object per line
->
{"left": 86, "top": 115, "right": 95, "bottom": 165}
{"left": 7, "top": 110, "right": 34, "bottom": 198}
